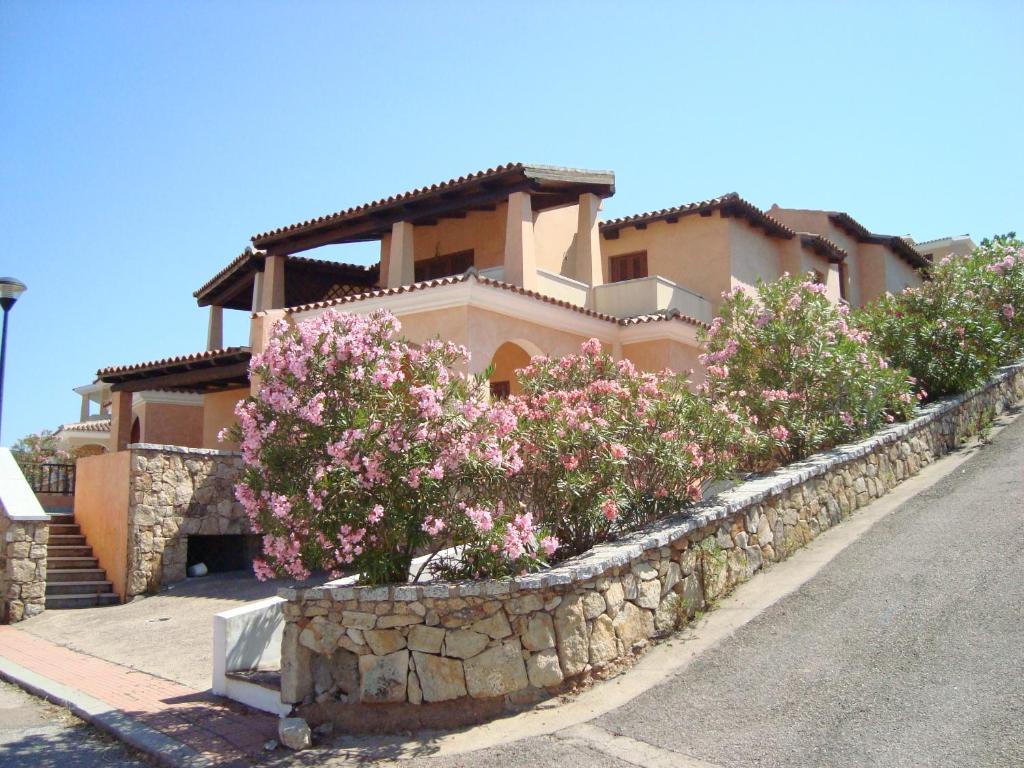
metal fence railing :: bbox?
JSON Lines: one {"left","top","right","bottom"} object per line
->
{"left": 25, "top": 463, "right": 76, "bottom": 495}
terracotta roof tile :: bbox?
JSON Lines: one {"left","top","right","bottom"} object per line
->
{"left": 601, "top": 193, "right": 795, "bottom": 239}
{"left": 827, "top": 213, "right": 929, "bottom": 268}
{"left": 282, "top": 270, "right": 708, "bottom": 329}
{"left": 97, "top": 347, "right": 251, "bottom": 378}
{"left": 55, "top": 419, "right": 111, "bottom": 434}
{"left": 799, "top": 232, "right": 848, "bottom": 262}
{"left": 194, "top": 249, "right": 378, "bottom": 301}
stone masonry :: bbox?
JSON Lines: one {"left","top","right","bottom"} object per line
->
{"left": 0, "top": 511, "right": 48, "bottom": 623}
{"left": 126, "top": 445, "right": 250, "bottom": 597}
{"left": 279, "top": 362, "right": 1024, "bottom": 732}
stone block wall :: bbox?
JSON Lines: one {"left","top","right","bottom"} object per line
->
{"left": 0, "top": 512, "right": 48, "bottom": 623}
{"left": 125, "top": 445, "right": 250, "bottom": 597}
{"left": 278, "top": 363, "right": 1024, "bottom": 731}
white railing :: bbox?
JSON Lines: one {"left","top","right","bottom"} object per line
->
{"left": 592, "top": 275, "right": 712, "bottom": 323}
{"left": 212, "top": 596, "right": 291, "bottom": 715}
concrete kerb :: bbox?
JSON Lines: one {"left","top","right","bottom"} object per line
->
{"left": 0, "top": 655, "right": 215, "bottom": 768}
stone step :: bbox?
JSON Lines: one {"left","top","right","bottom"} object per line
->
{"left": 46, "top": 580, "right": 115, "bottom": 596}
{"left": 47, "top": 568, "right": 107, "bottom": 583}
{"left": 47, "top": 514, "right": 76, "bottom": 525}
{"left": 47, "top": 556, "right": 99, "bottom": 570}
{"left": 48, "top": 534, "right": 87, "bottom": 546}
{"left": 48, "top": 545, "right": 94, "bottom": 558}
{"left": 46, "top": 593, "right": 120, "bottom": 610}
{"left": 48, "top": 523, "right": 81, "bottom": 536}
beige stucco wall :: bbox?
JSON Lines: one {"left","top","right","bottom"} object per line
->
{"left": 411, "top": 206, "right": 507, "bottom": 271}
{"left": 621, "top": 338, "right": 705, "bottom": 385}
{"left": 727, "top": 219, "right": 783, "bottom": 296}
{"left": 601, "top": 215, "right": 731, "bottom": 314}
{"left": 883, "top": 249, "right": 924, "bottom": 297}
{"left": 74, "top": 451, "right": 131, "bottom": 600}
{"left": 857, "top": 243, "right": 890, "bottom": 305}
{"left": 136, "top": 402, "right": 204, "bottom": 449}
{"left": 202, "top": 388, "right": 247, "bottom": 450}
{"left": 533, "top": 202, "right": 581, "bottom": 279}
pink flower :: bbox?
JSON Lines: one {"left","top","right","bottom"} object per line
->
{"left": 601, "top": 498, "right": 619, "bottom": 521}
{"left": 561, "top": 454, "right": 579, "bottom": 471}
{"left": 609, "top": 443, "right": 628, "bottom": 460}
{"left": 368, "top": 504, "right": 384, "bottom": 524}
{"left": 769, "top": 425, "right": 789, "bottom": 441}
{"left": 1002, "top": 304, "right": 1015, "bottom": 321}
{"left": 421, "top": 516, "right": 445, "bottom": 536}
{"left": 539, "top": 536, "right": 560, "bottom": 556}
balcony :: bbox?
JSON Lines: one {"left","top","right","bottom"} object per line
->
{"left": 591, "top": 275, "right": 712, "bottom": 323}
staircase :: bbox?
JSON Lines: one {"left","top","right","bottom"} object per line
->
{"left": 45, "top": 511, "right": 119, "bottom": 609}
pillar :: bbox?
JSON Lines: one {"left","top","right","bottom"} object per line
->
{"left": 503, "top": 191, "right": 538, "bottom": 292}
{"left": 109, "top": 390, "right": 133, "bottom": 452}
{"left": 80, "top": 393, "right": 90, "bottom": 422}
{"left": 575, "top": 192, "right": 603, "bottom": 290}
{"left": 261, "top": 254, "right": 287, "bottom": 310}
{"left": 252, "top": 271, "right": 265, "bottom": 313}
{"left": 206, "top": 305, "right": 224, "bottom": 351}
{"left": 385, "top": 221, "right": 415, "bottom": 288}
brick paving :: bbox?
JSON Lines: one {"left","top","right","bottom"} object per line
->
{"left": 0, "top": 625, "right": 277, "bottom": 766}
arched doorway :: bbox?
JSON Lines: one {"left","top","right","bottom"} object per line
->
{"left": 487, "top": 340, "right": 539, "bottom": 399}
{"left": 130, "top": 417, "right": 141, "bottom": 445}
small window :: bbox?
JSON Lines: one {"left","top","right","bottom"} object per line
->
{"left": 415, "top": 250, "right": 474, "bottom": 282}
{"left": 489, "top": 381, "right": 511, "bottom": 400}
{"left": 609, "top": 252, "right": 648, "bottom": 283}
{"left": 838, "top": 262, "right": 849, "bottom": 301}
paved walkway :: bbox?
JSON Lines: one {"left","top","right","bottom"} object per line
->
{"left": 0, "top": 626, "right": 276, "bottom": 767}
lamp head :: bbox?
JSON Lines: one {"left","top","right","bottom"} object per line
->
{"left": 0, "top": 278, "right": 26, "bottom": 311}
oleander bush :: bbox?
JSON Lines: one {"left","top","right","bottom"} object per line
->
{"left": 700, "top": 274, "right": 920, "bottom": 468}
{"left": 499, "top": 339, "right": 751, "bottom": 559}
{"left": 229, "top": 309, "right": 553, "bottom": 585}
{"left": 858, "top": 236, "right": 1024, "bottom": 398}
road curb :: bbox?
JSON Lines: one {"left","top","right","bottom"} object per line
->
{"left": 0, "top": 655, "right": 216, "bottom": 768}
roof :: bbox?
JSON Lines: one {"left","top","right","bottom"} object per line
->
{"left": 55, "top": 419, "right": 111, "bottom": 434}
{"left": 98, "top": 347, "right": 252, "bottom": 393}
{"left": 194, "top": 249, "right": 379, "bottom": 309}
{"left": 828, "top": 212, "right": 929, "bottom": 268}
{"left": 251, "top": 163, "right": 616, "bottom": 254}
{"left": 799, "top": 233, "right": 848, "bottom": 263}
{"left": 601, "top": 193, "right": 795, "bottom": 240}
{"left": 283, "top": 269, "right": 708, "bottom": 329}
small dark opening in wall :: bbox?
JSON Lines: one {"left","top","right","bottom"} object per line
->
{"left": 186, "top": 535, "right": 260, "bottom": 574}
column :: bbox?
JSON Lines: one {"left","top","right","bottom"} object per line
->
{"left": 252, "top": 271, "right": 265, "bottom": 313}
{"left": 79, "top": 393, "right": 90, "bottom": 422}
{"left": 385, "top": 221, "right": 415, "bottom": 288}
{"left": 109, "top": 390, "right": 133, "bottom": 452}
{"left": 206, "top": 305, "right": 224, "bottom": 351}
{"left": 503, "top": 191, "right": 538, "bottom": 292}
{"left": 576, "top": 192, "right": 603, "bottom": 290}
{"left": 261, "top": 254, "right": 287, "bottom": 310}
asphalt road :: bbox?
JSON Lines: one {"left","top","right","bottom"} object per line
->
{"left": 381, "top": 411, "right": 1024, "bottom": 768}
{"left": 0, "top": 680, "right": 150, "bottom": 768}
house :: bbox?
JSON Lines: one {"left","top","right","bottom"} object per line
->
{"left": 904, "top": 234, "right": 976, "bottom": 262}
{"left": 92, "top": 163, "right": 932, "bottom": 453}
{"left": 765, "top": 205, "right": 929, "bottom": 306}
{"left": 55, "top": 163, "right": 932, "bottom": 605}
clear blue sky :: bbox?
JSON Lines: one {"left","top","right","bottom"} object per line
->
{"left": 1, "top": 1, "right": 1021, "bottom": 445}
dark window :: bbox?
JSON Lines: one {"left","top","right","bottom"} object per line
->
{"left": 415, "top": 250, "right": 474, "bottom": 282}
{"left": 838, "top": 262, "right": 849, "bottom": 301}
{"left": 489, "top": 381, "right": 511, "bottom": 400}
{"left": 609, "top": 251, "right": 648, "bottom": 282}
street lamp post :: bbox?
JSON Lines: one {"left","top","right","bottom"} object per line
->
{"left": 0, "top": 277, "right": 27, "bottom": 442}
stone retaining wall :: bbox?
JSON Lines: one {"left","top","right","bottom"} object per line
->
{"left": 0, "top": 513, "right": 48, "bottom": 623}
{"left": 125, "top": 445, "right": 250, "bottom": 597}
{"left": 279, "top": 363, "right": 1024, "bottom": 731}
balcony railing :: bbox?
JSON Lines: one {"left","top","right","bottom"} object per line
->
{"left": 25, "top": 463, "right": 76, "bottom": 495}
{"left": 591, "top": 275, "right": 712, "bottom": 323}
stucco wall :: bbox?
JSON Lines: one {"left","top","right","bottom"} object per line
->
{"left": 727, "top": 219, "right": 783, "bottom": 295}
{"left": 601, "top": 215, "right": 731, "bottom": 314}
{"left": 489, "top": 342, "right": 533, "bottom": 396}
{"left": 883, "top": 249, "right": 924, "bottom": 297}
{"left": 137, "top": 402, "right": 204, "bottom": 449}
{"left": 533, "top": 202, "right": 581, "bottom": 279}
{"left": 768, "top": 209, "right": 866, "bottom": 306}
{"left": 411, "top": 207, "right": 507, "bottom": 271}
{"left": 621, "top": 338, "right": 704, "bottom": 383}
{"left": 202, "top": 388, "right": 247, "bottom": 450}
{"left": 74, "top": 451, "right": 131, "bottom": 599}
{"left": 278, "top": 361, "right": 1024, "bottom": 732}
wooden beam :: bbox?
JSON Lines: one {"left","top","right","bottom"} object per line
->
{"left": 603, "top": 228, "right": 620, "bottom": 240}
{"left": 111, "top": 361, "right": 251, "bottom": 393}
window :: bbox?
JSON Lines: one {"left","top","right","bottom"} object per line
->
{"left": 414, "top": 250, "right": 474, "bottom": 282}
{"left": 489, "top": 380, "right": 511, "bottom": 400}
{"left": 812, "top": 269, "right": 825, "bottom": 285}
{"left": 838, "top": 262, "right": 849, "bottom": 301}
{"left": 609, "top": 251, "right": 648, "bottom": 282}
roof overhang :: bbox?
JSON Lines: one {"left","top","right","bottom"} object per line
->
{"left": 828, "top": 213, "right": 929, "bottom": 268}
{"left": 194, "top": 250, "right": 380, "bottom": 309}
{"left": 799, "top": 233, "right": 847, "bottom": 263}
{"left": 601, "top": 193, "right": 794, "bottom": 240}
{"left": 251, "top": 163, "right": 616, "bottom": 255}
{"left": 98, "top": 348, "right": 252, "bottom": 393}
